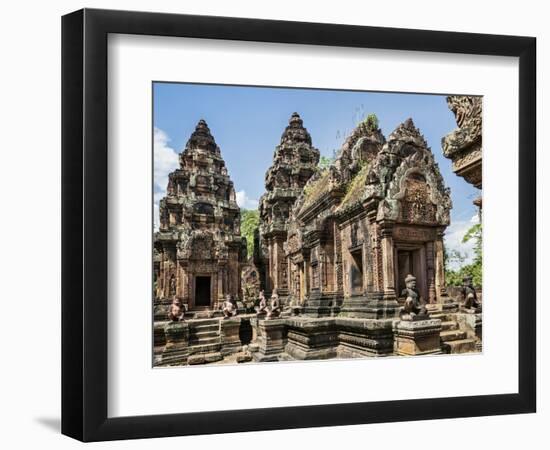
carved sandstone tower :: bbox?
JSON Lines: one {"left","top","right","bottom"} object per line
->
{"left": 256, "top": 113, "right": 320, "bottom": 298}
{"left": 154, "top": 120, "right": 247, "bottom": 311}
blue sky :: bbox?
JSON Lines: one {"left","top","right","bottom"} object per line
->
{"left": 153, "top": 82, "right": 481, "bottom": 267}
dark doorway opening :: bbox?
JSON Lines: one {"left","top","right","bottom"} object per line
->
{"left": 350, "top": 250, "right": 364, "bottom": 295}
{"left": 195, "top": 276, "right": 211, "bottom": 307}
{"left": 239, "top": 319, "right": 253, "bottom": 345}
{"left": 397, "top": 249, "right": 426, "bottom": 300}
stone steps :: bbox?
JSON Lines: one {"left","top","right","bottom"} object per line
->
{"left": 189, "top": 318, "right": 220, "bottom": 327}
{"left": 189, "top": 319, "right": 221, "bottom": 338}
{"left": 440, "top": 329, "right": 467, "bottom": 342}
{"left": 429, "top": 313, "right": 450, "bottom": 322}
{"left": 188, "top": 342, "right": 222, "bottom": 355}
{"left": 192, "top": 324, "right": 219, "bottom": 333}
{"left": 442, "top": 338, "right": 477, "bottom": 354}
{"left": 441, "top": 321, "right": 458, "bottom": 331}
{"left": 189, "top": 336, "right": 220, "bottom": 346}
{"left": 193, "top": 329, "right": 219, "bottom": 338}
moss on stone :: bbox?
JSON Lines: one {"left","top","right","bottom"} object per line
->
{"left": 339, "top": 163, "right": 370, "bottom": 209}
{"left": 302, "top": 169, "right": 330, "bottom": 207}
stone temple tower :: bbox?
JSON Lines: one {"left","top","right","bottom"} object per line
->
{"left": 256, "top": 112, "right": 320, "bottom": 299}
{"left": 155, "top": 120, "right": 247, "bottom": 311}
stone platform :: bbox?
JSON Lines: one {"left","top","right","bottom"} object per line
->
{"left": 251, "top": 316, "right": 396, "bottom": 362}
{"left": 393, "top": 318, "right": 442, "bottom": 356}
{"left": 155, "top": 307, "right": 482, "bottom": 367}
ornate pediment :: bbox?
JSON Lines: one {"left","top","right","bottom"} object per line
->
{"left": 442, "top": 96, "right": 482, "bottom": 189}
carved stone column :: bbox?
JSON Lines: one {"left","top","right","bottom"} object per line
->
{"left": 380, "top": 224, "right": 396, "bottom": 300}
{"left": 434, "top": 230, "right": 446, "bottom": 301}
{"left": 425, "top": 241, "right": 436, "bottom": 304}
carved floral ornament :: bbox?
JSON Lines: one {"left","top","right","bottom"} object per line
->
{"left": 380, "top": 155, "right": 452, "bottom": 225}
{"left": 175, "top": 229, "right": 228, "bottom": 260}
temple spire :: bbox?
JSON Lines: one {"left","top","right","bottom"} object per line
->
{"left": 280, "top": 112, "right": 312, "bottom": 145}
{"left": 185, "top": 118, "right": 217, "bottom": 152}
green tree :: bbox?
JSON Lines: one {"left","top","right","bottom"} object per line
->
{"left": 445, "top": 222, "right": 482, "bottom": 287}
{"left": 240, "top": 209, "right": 260, "bottom": 258}
{"left": 318, "top": 155, "right": 335, "bottom": 170}
{"left": 462, "top": 222, "right": 482, "bottom": 286}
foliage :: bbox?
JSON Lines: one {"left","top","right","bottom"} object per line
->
{"left": 362, "top": 113, "right": 379, "bottom": 132}
{"left": 445, "top": 222, "right": 482, "bottom": 287}
{"left": 240, "top": 209, "right": 260, "bottom": 258}
{"left": 318, "top": 155, "right": 335, "bottom": 170}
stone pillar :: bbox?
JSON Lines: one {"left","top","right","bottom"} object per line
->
{"left": 161, "top": 321, "right": 190, "bottom": 366}
{"left": 434, "top": 231, "right": 446, "bottom": 302}
{"left": 250, "top": 318, "right": 287, "bottom": 362}
{"left": 303, "top": 258, "right": 310, "bottom": 300}
{"left": 318, "top": 250, "right": 325, "bottom": 293}
{"left": 273, "top": 237, "right": 288, "bottom": 296}
{"left": 335, "top": 225, "right": 344, "bottom": 295}
{"left": 220, "top": 317, "right": 242, "bottom": 356}
{"left": 266, "top": 240, "right": 274, "bottom": 294}
{"left": 426, "top": 241, "right": 436, "bottom": 304}
{"left": 161, "top": 250, "right": 168, "bottom": 298}
{"left": 380, "top": 225, "right": 396, "bottom": 300}
{"left": 217, "top": 268, "right": 224, "bottom": 302}
{"left": 157, "top": 251, "right": 164, "bottom": 296}
{"left": 393, "top": 319, "right": 442, "bottom": 356}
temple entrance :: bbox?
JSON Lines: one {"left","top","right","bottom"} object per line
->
{"left": 396, "top": 248, "right": 427, "bottom": 300}
{"left": 350, "top": 250, "right": 364, "bottom": 295}
{"left": 195, "top": 276, "right": 211, "bottom": 307}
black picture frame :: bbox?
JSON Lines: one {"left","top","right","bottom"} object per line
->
{"left": 61, "top": 8, "right": 536, "bottom": 442}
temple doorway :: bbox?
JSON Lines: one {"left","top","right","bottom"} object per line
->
{"left": 396, "top": 248, "right": 427, "bottom": 301}
{"left": 195, "top": 276, "right": 211, "bottom": 307}
{"left": 350, "top": 249, "right": 364, "bottom": 295}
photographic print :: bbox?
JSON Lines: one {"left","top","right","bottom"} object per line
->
{"left": 152, "top": 83, "right": 482, "bottom": 367}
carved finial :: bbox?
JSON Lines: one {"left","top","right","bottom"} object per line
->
{"left": 289, "top": 112, "right": 303, "bottom": 126}
{"left": 280, "top": 112, "right": 312, "bottom": 145}
{"left": 388, "top": 118, "right": 428, "bottom": 148}
{"left": 186, "top": 119, "right": 217, "bottom": 151}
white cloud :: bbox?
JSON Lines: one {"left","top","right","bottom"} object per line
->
{"left": 236, "top": 190, "right": 259, "bottom": 210}
{"left": 444, "top": 214, "right": 480, "bottom": 270}
{"left": 153, "top": 128, "right": 179, "bottom": 231}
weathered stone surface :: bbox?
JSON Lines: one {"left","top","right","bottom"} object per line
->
{"left": 220, "top": 317, "right": 242, "bottom": 356}
{"left": 251, "top": 318, "right": 288, "bottom": 362}
{"left": 393, "top": 319, "right": 442, "bottom": 356}
{"left": 456, "top": 312, "right": 482, "bottom": 352}
{"left": 161, "top": 321, "right": 190, "bottom": 366}
{"left": 248, "top": 316, "right": 396, "bottom": 361}
{"left": 187, "top": 317, "right": 222, "bottom": 356}
{"left": 285, "top": 317, "right": 338, "bottom": 360}
{"left": 236, "top": 347, "right": 253, "bottom": 363}
{"left": 442, "top": 96, "right": 482, "bottom": 190}
{"left": 154, "top": 320, "right": 168, "bottom": 347}
{"left": 336, "top": 317, "right": 395, "bottom": 357}
{"left": 187, "top": 354, "right": 206, "bottom": 365}
{"left": 204, "top": 352, "right": 223, "bottom": 363}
